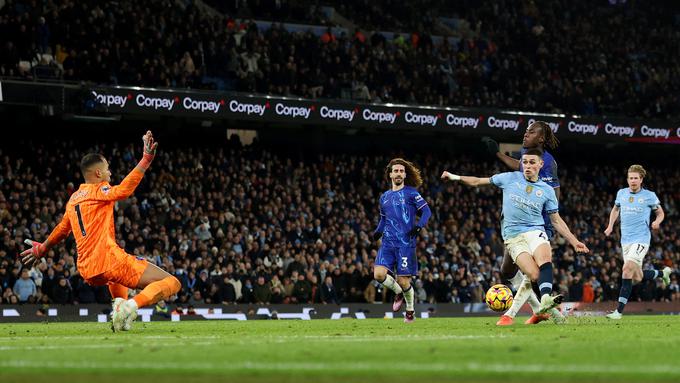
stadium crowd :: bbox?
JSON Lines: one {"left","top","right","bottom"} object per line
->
{"left": 1, "top": 139, "right": 679, "bottom": 307}
{"left": 1, "top": 0, "right": 679, "bottom": 118}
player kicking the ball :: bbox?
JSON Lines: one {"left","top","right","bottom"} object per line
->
{"left": 482, "top": 121, "right": 565, "bottom": 325}
{"left": 20, "top": 131, "right": 181, "bottom": 332}
{"left": 442, "top": 149, "right": 589, "bottom": 314}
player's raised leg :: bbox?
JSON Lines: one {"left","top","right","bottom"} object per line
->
{"left": 122, "top": 263, "right": 181, "bottom": 329}
{"left": 374, "top": 248, "right": 404, "bottom": 311}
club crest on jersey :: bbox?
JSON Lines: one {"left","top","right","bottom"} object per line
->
{"left": 525, "top": 185, "right": 533, "bottom": 194}
{"left": 638, "top": 198, "right": 644, "bottom": 203}
{"left": 535, "top": 189, "right": 544, "bottom": 197}
{"left": 101, "top": 186, "right": 111, "bottom": 194}
{"left": 629, "top": 197, "right": 634, "bottom": 203}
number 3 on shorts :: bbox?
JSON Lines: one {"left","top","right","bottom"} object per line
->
{"left": 401, "top": 257, "right": 408, "bottom": 268}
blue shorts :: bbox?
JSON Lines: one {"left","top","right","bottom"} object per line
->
{"left": 376, "top": 246, "right": 417, "bottom": 276}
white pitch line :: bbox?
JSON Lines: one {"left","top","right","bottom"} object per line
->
{"left": 0, "top": 333, "right": 506, "bottom": 343}
{"left": 0, "top": 359, "right": 679, "bottom": 375}
{"left": 0, "top": 341, "right": 217, "bottom": 351}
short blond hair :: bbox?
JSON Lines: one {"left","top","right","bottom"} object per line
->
{"left": 628, "top": 164, "right": 647, "bottom": 179}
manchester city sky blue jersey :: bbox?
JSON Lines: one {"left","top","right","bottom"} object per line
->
{"left": 379, "top": 186, "right": 428, "bottom": 247}
{"left": 520, "top": 148, "right": 559, "bottom": 237}
{"left": 490, "top": 172, "right": 559, "bottom": 240}
{"left": 615, "top": 187, "right": 660, "bottom": 245}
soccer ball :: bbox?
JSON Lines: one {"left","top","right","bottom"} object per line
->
{"left": 485, "top": 284, "right": 513, "bottom": 312}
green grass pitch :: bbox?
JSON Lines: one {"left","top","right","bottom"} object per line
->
{"left": 1, "top": 315, "right": 679, "bottom": 383}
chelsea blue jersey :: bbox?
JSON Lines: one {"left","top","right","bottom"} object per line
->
{"left": 379, "top": 186, "right": 428, "bottom": 247}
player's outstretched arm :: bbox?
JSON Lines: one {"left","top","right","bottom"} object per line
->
{"left": 441, "top": 171, "right": 491, "bottom": 187}
{"left": 100, "top": 131, "right": 158, "bottom": 201}
{"left": 21, "top": 213, "right": 72, "bottom": 267}
{"left": 549, "top": 212, "right": 589, "bottom": 253}
{"left": 135, "top": 130, "right": 158, "bottom": 173}
{"left": 603, "top": 205, "right": 620, "bottom": 236}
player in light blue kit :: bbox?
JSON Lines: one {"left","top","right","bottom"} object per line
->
{"left": 483, "top": 121, "right": 564, "bottom": 325}
{"left": 442, "top": 149, "right": 589, "bottom": 313}
{"left": 373, "top": 158, "right": 432, "bottom": 323}
{"left": 604, "top": 164, "right": 671, "bottom": 320}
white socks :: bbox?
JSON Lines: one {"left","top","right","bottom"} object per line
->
{"left": 381, "top": 274, "right": 403, "bottom": 295}
{"left": 505, "top": 276, "right": 541, "bottom": 317}
{"left": 508, "top": 270, "right": 524, "bottom": 290}
{"left": 404, "top": 286, "right": 415, "bottom": 311}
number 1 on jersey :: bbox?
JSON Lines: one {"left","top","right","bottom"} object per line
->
{"left": 75, "top": 204, "right": 87, "bottom": 236}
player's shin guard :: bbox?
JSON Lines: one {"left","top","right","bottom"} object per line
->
{"left": 108, "top": 283, "right": 129, "bottom": 300}
{"left": 133, "top": 276, "right": 181, "bottom": 308}
{"left": 538, "top": 263, "right": 553, "bottom": 297}
{"left": 379, "top": 274, "right": 404, "bottom": 295}
{"left": 642, "top": 269, "right": 660, "bottom": 281}
{"left": 617, "top": 278, "right": 633, "bottom": 313}
{"left": 403, "top": 285, "right": 415, "bottom": 311}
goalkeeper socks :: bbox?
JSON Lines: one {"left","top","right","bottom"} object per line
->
{"left": 133, "top": 276, "right": 181, "bottom": 308}
{"left": 642, "top": 269, "right": 659, "bottom": 281}
{"left": 379, "top": 274, "right": 403, "bottom": 295}
{"left": 538, "top": 263, "right": 553, "bottom": 296}
{"left": 108, "top": 282, "right": 129, "bottom": 300}
{"left": 617, "top": 278, "right": 633, "bottom": 313}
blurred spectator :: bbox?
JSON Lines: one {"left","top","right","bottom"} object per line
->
{"left": 0, "top": 1, "right": 678, "bottom": 117}
{"left": 13, "top": 269, "right": 36, "bottom": 302}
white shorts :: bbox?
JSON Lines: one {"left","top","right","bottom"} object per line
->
{"left": 622, "top": 243, "right": 649, "bottom": 267}
{"left": 504, "top": 230, "right": 550, "bottom": 263}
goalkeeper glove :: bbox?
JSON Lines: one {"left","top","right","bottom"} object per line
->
{"left": 20, "top": 239, "right": 46, "bottom": 267}
{"left": 138, "top": 130, "right": 158, "bottom": 170}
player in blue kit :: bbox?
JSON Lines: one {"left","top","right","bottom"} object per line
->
{"left": 373, "top": 158, "right": 432, "bottom": 323}
{"left": 442, "top": 149, "right": 589, "bottom": 313}
{"left": 604, "top": 165, "right": 671, "bottom": 320}
{"left": 483, "top": 121, "right": 564, "bottom": 325}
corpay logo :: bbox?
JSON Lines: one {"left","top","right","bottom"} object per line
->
{"left": 275, "top": 103, "right": 312, "bottom": 119}
{"left": 488, "top": 116, "right": 520, "bottom": 131}
{"left": 404, "top": 111, "right": 439, "bottom": 126}
{"left": 568, "top": 121, "right": 599, "bottom": 135}
{"left": 604, "top": 123, "right": 635, "bottom": 137}
{"left": 92, "top": 91, "right": 128, "bottom": 108}
{"left": 640, "top": 125, "right": 670, "bottom": 139}
{"left": 183, "top": 97, "right": 222, "bottom": 114}
{"left": 319, "top": 106, "right": 355, "bottom": 121}
{"left": 362, "top": 109, "right": 398, "bottom": 124}
{"left": 229, "top": 100, "right": 266, "bottom": 116}
{"left": 136, "top": 94, "right": 175, "bottom": 111}
{"left": 446, "top": 114, "right": 479, "bottom": 129}
{"left": 528, "top": 118, "right": 559, "bottom": 133}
